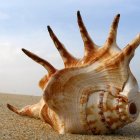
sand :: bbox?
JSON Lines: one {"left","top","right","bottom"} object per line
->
{"left": 0, "top": 93, "right": 140, "bottom": 140}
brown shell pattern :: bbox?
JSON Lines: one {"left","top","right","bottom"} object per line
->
{"left": 7, "top": 11, "right": 140, "bottom": 134}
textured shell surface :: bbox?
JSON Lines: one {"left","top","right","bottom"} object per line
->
{"left": 7, "top": 11, "right": 140, "bottom": 135}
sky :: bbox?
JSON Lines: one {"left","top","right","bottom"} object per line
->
{"left": 0, "top": 0, "right": 139, "bottom": 95}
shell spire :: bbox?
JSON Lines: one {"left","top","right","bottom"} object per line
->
{"left": 47, "top": 26, "right": 79, "bottom": 67}
{"left": 22, "top": 48, "right": 56, "bottom": 75}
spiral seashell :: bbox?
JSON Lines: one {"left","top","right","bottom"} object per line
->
{"left": 7, "top": 11, "right": 140, "bottom": 134}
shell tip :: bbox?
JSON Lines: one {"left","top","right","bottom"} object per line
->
{"left": 117, "top": 13, "right": 120, "bottom": 17}
{"left": 138, "top": 33, "right": 140, "bottom": 38}
{"left": 7, "top": 103, "right": 11, "bottom": 109}
{"left": 77, "top": 10, "right": 80, "bottom": 16}
{"left": 7, "top": 103, "right": 16, "bottom": 112}
{"left": 47, "top": 25, "right": 53, "bottom": 35}
{"left": 47, "top": 25, "right": 51, "bottom": 31}
{"left": 22, "top": 48, "right": 26, "bottom": 53}
{"left": 135, "top": 33, "right": 140, "bottom": 43}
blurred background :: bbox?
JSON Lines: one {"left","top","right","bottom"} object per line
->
{"left": 0, "top": 0, "right": 139, "bottom": 95}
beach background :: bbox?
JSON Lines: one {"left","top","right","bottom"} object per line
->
{"left": 0, "top": 0, "right": 139, "bottom": 96}
{"left": 0, "top": 1, "right": 140, "bottom": 140}
{"left": 0, "top": 93, "right": 140, "bottom": 140}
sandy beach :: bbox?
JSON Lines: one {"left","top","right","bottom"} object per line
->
{"left": 0, "top": 93, "right": 140, "bottom": 140}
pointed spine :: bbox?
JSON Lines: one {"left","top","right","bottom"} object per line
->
{"left": 7, "top": 104, "right": 20, "bottom": 115}
{"left": 47, "top": 26, "right": 78, "bottom": 67}
{"left": 77, "top": 11, "right": 96, "bottom": 56}
{"left": 7, "top": 103, "right": 33, "bottom": 117}
{"left": 7, "top": 103, "right": 40, "bottom": 118}
{"left": 105, "top": 14, "right": 120, "bottom": 47}
{"left": 114, "top": 34, "right": 140, "bottom": 64}
{"left": 22, "top": 48, "right": 56, "bottom": 75}
{"left": 122, "top": 33, "right": 140, "bottom": 59}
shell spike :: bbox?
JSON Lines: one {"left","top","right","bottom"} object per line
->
{"left": 22, "top": 48, "right": 56, "bottom": 75}
{"left": 7, "top": 104, "right": 33, "bottom": 117}
{"left": 7, "top": 103, "right": 41, "bottom": 118}
{"left": 113, "top": 34, "right": 140, "bottom": 65}
{"left": 7, "top": 104, "right": 21, "bottom": 115}
{"left": 104, "top": 14, "right": 120, "bottom": 48}
{"left": 39, "top": 75, "right": 49, "bottom": 90}
{"left": 47, "top": 26, "right": 78, "bottom": 67}
{"left": 122, "top": 33, "right": 140, "bottom": 61}
{"left": 77, "top": 11, "right": 97, "bottom": 56}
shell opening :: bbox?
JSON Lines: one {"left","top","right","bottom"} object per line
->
{"left": 129, "top": 102, "right": 137, "bottom": 115}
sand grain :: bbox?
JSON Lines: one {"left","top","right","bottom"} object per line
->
{"left": 0, "top": 93, "right": 140, "bottom": 140}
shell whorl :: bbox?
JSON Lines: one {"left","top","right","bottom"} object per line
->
{"left": 8, "top": 11, "right": 140, "bottom": 134}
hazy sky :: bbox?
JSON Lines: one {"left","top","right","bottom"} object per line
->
{"left": 0, "top": 0, "right": 139, "bottom": 95}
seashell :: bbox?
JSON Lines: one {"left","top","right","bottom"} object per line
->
{"left": 7, "top": 11, "right": 140, "bottom": 134}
